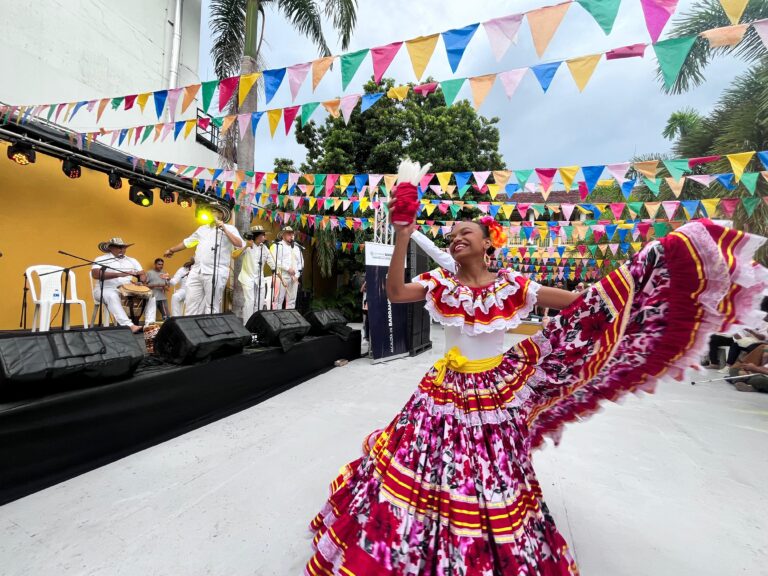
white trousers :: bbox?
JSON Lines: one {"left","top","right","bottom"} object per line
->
{"left": 93, "top": 287, "right": 157, "bottom": 327}
{"left": 184, "top": 269, "right": 227, "bottom": 315}
{"left": 274, "top": 276, "right": 300, "bottom": 309}
{"left": 171, "top": 288, "right": 186, "bottom": 316}
{"left": 240, "top": 277, "right": 270, "bottom": 323}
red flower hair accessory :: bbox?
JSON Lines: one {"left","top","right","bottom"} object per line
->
{"left": 478, "top": 216, "right": 508, "bottom": 249}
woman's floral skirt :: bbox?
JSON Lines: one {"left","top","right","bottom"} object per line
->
{"left": 305, "top": 221, "right": 766, "bottom": 576}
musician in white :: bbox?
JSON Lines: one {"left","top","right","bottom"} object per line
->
{"left": 91, "top": 237, "right": 156, "bottom": 333}
{"left": 164, "top": 204, "right": 244, "bottom": 315}
{"left": 169, "top": 259, "right": 194, "bottom": 316}
{"left": 269, "top": 226, "right": 304, "bottom": 309}
{"left": 235, "top": 225, "right": 276, "bottom": 323}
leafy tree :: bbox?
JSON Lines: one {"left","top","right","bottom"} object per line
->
{"left": 662, "top": 108, "right": 705, "bottom": 140}
{"left": 273, "top": 157, "right": 298, "bottom": 173}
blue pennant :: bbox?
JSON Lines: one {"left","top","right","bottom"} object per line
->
{"left": 153, "top": 90, "right": 168, "bottom": 118}
{"left": 354, "top": 174, "right": 368, "bottom": 193}
{"left": 581, "top": 165, "right": 604, "bottom": 193}
{"left": 174, "top": 121, "right": 185, "bottom": 140}
{"left": 118, "top": 128, "right": 128, "bottom": 146}
{"left": 530, "top": 61, "right": 562, "bottom": 93}
{"left": 442, "top": 23, "right": 479, "bottom": 73}
{"left": 605, "top": 224, "right": 618, "bottom": 240}
{"left": 251, "top": 112, "right": 264, "bottom": 136}
{"left": 681, "top": 200, "right": 700, "bottom": 218}
{"left": 276, "top": 173, "right": 288, "bottom": 191}
{"left": 361, "top": 92, "right": 384, "bottom": 113}
{"left": 505, "top": 183, "right": 520, "bottom": 195}
{"left": 617, "top": 228, "right": 629, "bottom": 243}
{"left": 454, "top": 172, "right": 472, "bottom": 189}
{"left": 716, "top": 173, "right": 736, "bottom": 190}
{"left": 621, "top": 178, "right": 637, "bottom": 199}
{"left": 489, "top": 204, "right": 501, "bottom": 218}
{"left": 757, "top": 151, "right": 768, "bottom": 170}
{"left": 263, "top": 68, "right": 287, "bottom": 104}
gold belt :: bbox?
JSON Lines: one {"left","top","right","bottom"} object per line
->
{"left": 432, "top": 347, "right": 503, "bottom": 386}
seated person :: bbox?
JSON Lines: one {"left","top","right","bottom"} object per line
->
{"left": 729, "top": 344, "right": 768, "bottom": 393}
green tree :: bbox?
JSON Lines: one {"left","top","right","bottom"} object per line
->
{"left": 273, "top": 157, "right": 298, "bottom": 173}
{"left": 662, "top": 108, "right": 705, "bottom": 140}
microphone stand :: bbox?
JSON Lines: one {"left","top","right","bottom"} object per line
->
{"left": 19, "top": 274, "right": 29, "bottom": 329}
{"left": 256, "top": 243, "right": 264, "bottom": 313}
{"left": 210, "top": 225, "right": 221, "bottom": 314}
{"left": 271, "top": 241, "right": 281, "bottom": 310}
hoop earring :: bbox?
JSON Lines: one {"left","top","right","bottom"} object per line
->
{"left": 484, "top": 253, "right": 491, "bottom": 268}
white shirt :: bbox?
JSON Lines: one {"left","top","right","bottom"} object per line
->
{"left": 411, "top": 230, "right": 456, "bottom": 273}
{"left": 269, "top": 241, "right": 303, "bottom": 278}
{"left": 170, "top": 265, "right": 191, "bottom": 290}
{"left": 184, "top": 224, "right": 243, "bottom": 276}
{"left": 92, "top": 254, "right": 142, "bottom": 291}
{"left": 239, "top": 243, "right": 276, "bottom": 284}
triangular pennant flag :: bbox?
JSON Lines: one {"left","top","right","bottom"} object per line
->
{"left": 312, "top": 57, "right": 334, "bottom": 90}
{"left": 340, "top": 94, "right": 360, "bottom": 125}
{"left": 483, "top": 14, "right": 524, "bottom": 61}
{"left": 701, "top": 24, "right": 749, "bottom": 47}
{"left": 688, "top": 174, "right": 714, "bottom": 187}
{"left": 606, "top": 43, "right": 648, "bottom": 59}
{"left": 386, "top": 85, "right": 410, "bottom": 101}
{"left": 566, "top": 54, "right": 602, "bottom": 92}
{"left": 663, "top": 158, "right": 691, "bottom": 180}
{"left": 251, "top": 111, "right": 264, "bottom": 136}
{"left": 454, "top": 172, "right": 472, "bottom": 191}
{"left": 643, "top": 176, "right": 662, "bottom": 196}
{"left": 720, "top": 197, "right": 740, "bottom": 217}
{"left": 181, "top": 84, "right": 201, "bottom": 113}
{"left": 283, "top": 105, "right": 300, "bottom": 134}
{"left": 641, "top": 0, "right": 679, "bottom": 42}
{"left": 286, "top": 63, "right": 311, "bottom": 101}
{"left": 700, "top": 198, "right": 720, "bottom": 217}
{"left": 559, "top": 166, "right": 580, "bottom": 191}
{"left": 473, "top": 171, "right": 491, "bottom": 187}
{"left": 665, "top": 176, "right": 686, "bottom": 197}
{"left": 237, "top": 113, "right": 251, "bottom": 138}
{"left": 726, "top": 151, "right": 754, "bottom": 181}
{"left": 440, "top": 78, "right": 466, "bottom": 106}
{"left": 627, "top": 201, "right": 645, "bottom": 217}
{"left": 442, "top": 23, "right": 479, "bottom": 73}
{"left": 716, "top": 173, "right": 737, "bottom": 190}
{"left": 468, "top": 74, "right": 496, "bottom": 109}
{"left": 609, "top": 203, "right": 626, "bottom": 220}
{"left": 371, "top": 42, "right": 402, "bottom": 84}
{"left": 581, "top": 165, "right": 604, "bottom": 192}
{"left": 561, "top": 203, "right": 576, "bottom": 220}
{"left": 514, "top": 169, "right": 534, "bottom": 188}
{"left": 166, "top": 88, "right": 183, "bottom": 121}
{"left": 414, "top": 82, "right": 439, "bottom": 97}
{"left": 662, "top": 200, "right": 680, "bottom": 219}
{"left": 634, "top": 160, "right": 659, "bottom": 179}
{"left": 653, "top": 36, "right": 697, "bottom": 90}
{"left": 535, "top": 168, "right": 557, "bottom": 192}
{"left": 645, "top": 201, "right": 661, "bottom": 218}
{"left": 742, "top": 197, "right": 760, "bottom": 217}
{"left": 757, "top": 150, "right": 768, "bottom": 169}
{"left": 531, "top": 61, "right": 562, "bottom": 92}
{"left": 263, "top": 68, "right": 287, "bottom": 104}
{"left": 267, "top": 108, "right": 282, "bottom": 137}
{"left": 577, "top": 0, "right": 622, "bottom": 34}
{"left": 153, "top": 90, "right": 168, "bottom": 118}
{"left": 436, "top": 172, "right": 453, "bottom": 190}
{"left": 201, "top": 80, "right": 217, "bottom": 112}
{"left": 527, "top": 2, "right": 571, "bottom": 57}
{"left": 754, "top": 19, "right": 768, "bottom": 49}
{"left": 323, "top": 98, "right": 341, "bottom": 118}
{"left": 341, "top": 49, "right": 369, "bottom": 90}
{"left": 218, "top": 76, "right": 239, "bottom": 111}
{"left": 301, "top": 101, "right": 320, "bottom": 126}
{"left": 237, "top": 73, "right": 260, "bottom": 107}
{"left": 719, "top": 0, "right": 749, "bottom": 25}
{"left": 606, "top": 162, "right": 630, "bottom": 184}
{"left": 740, "top": 171, "right": 759, "bottom": 194}
{"left": 361, "top": 92, "right": 384, "bottom": 113}
{"left": 405, "top": 34, "right": 440, "bottom": 80}
{"left": 493, "top": 170, "right": 511, "bottom": 188}
{"left": 498, "top": 68, "right": 527, "bottom": 99}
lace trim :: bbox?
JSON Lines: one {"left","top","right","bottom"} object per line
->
{"left": 414, "top": 386, "right": 533, "bottom": 425}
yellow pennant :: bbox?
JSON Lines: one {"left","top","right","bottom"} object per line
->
{"left": 726, "top": 151, "right": 754, "bottom": 182}
{"left": 597, "top": 178, "right": 614, "bottom": 187}
{"left": 559, "top": 166, "right": 580, "bottom": 191}
{"left": 383, "top": 174, "right": 398, "bottom": 194}
{"left": 386, "top": 85, "right": 410, "bottom": 101}
{"left": 469, "top": 74, "right": 496, "bottom": 110}
{"left": 445, "top": 184, "right": 456, "bottom": 197}
{"left": 436, "top": 171, "right": 453, "bottom": 190}
{"left": 333, "top": 198, "right": 343, "bottom": 210}
{"left": 718, "top": 0, "right": 749, "bottom": 25}
{"left": 267, "top": 109, "right": 282, "bottom": 137}
{"left": 700, "top": 198, "right": 720, "bottom": 217}
{"left": 182, "top": 84, "right": 201, "bottom": 113}
{"left": 137, "top": 93, "right": 150, "bottom": 113}
{"left": 405, "top": 34, "right": 440, "bottom": 80}
{"left": 527, "top": 2, "right": 571, "bottom": 57}
{"left": 238, "top": 73, "right": 261, "bottom": 106}
{"left": 424, "top": 203, "right": 438, "bottom": 216}
{"left": 339, "top": 174, "right": 354, "bottom": 190}
{"left": 184, "top": 119, "right": 196, "bottom": 138}
{"left": 360, "top": 197, "right": 370, "bottom": 212}
{"left": 566, "top": 54, "right": 601, "bottom": 92}
{"left": 700, "top": 24, "right": 748, "bottom": 47}
{"left": 634, "top": 160, "right": 659, "bottom": 179}
{"left": 500, "top": 204, "right": 515, "bottom": 219}
{"left": 308, "top": 197, "right": 317, "bottom": 210}
{"left": 312, "top": 57, "right": 335, "bottom": 91}
{"left": 665, "top": 176, "right": 686, "bottom": 197}
{"left": 323, "top": 98, "right": 341, "bottom": 118}
{"left": 487, "top": 184, "right": 501, "bottom": 199}
{"left": 493, "top": 170, "right": 511, "bottom": 187}
{"left": 264, "top": 172, "right": 277, "bottom": 189}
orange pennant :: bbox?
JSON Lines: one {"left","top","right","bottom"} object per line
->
{"left": 468, "top": 74, "right": 496, "bottom": 110}
{"left": 322, "top": 98, "right": 341, "bottom": 118}
{"left": 312, "top": 57, "right": 335, "bottom": 91}
{"left": 527, "top": 2, "right": 571, "bottom": 57}
{"left": 181, "top": 84, "right": 201, "bottom": 113}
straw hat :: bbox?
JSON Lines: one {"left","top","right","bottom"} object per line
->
{"left": 98, "top": 237, "right": 133, "bottom": 252}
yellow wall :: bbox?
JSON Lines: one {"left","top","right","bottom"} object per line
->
{"left": 0, "top": 142, "right": 280, "bottom": 329}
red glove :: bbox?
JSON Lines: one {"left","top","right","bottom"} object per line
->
{"left": 391, "top": 182, "right": 420, "bottom": 226}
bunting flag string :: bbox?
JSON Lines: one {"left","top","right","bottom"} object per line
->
{"left": 46, "top": 19, "right": 768, "bottom": 146}
{"left": 2, "top": 0, "right": 686, "bottom": 123}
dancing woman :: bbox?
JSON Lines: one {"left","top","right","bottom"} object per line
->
{"left": 306, "top": 161, "right": 767, "bottom": 576}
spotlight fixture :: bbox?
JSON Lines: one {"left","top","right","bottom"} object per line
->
{"left": 159, "top": 187, "right": 175, "bottom": 204}
{"left": 6, "top": 142, "right": 36, "bottom": 165}
{"left": 177, "top": 194, "right": 192, "bottom": 208}
{"left": 195, "top": 204, "right": 213, "bottom": 223}
{"left": 62, "top": 158, "right": 81, "bottom": 179}
{"left": 108, "top": 171, "right": 123, "bottom": 190}
{"left": 129, "top": 184, "right": 154, "bottom": 207}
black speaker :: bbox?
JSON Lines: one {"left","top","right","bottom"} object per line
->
{"left": 0, "top": 327, "right": 144, "bottom": 385}
{"left": 154, "top": 313, "right": 252, "bottom": 364}
{"left": 246, "top": 309, "right": 311, "bottom": 351}
{"left": 304, "top": 308, "right": 357, "bottom": 341}
{"left": 407, "top": 243, "right": 433, "bottom": 356}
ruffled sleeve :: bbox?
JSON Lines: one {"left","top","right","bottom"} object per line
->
{"left": 413, "top": 268, "right": 541, "bottom": 335}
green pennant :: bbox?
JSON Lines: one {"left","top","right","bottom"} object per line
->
{"left": 653, "top": 36, "right": 697, "bottom": 90}
{"left": 440, "top": 78, "right": 466, "bottom": 106}
{"left": 301, "top": 102, "right": 320, "bottom": 126}
{"left": 449, "top": 204, "right": 461, "bottom": 218}
{"left": 740, "top": 172, "right": 759, "bottom": 195}
{"left": 585, "top": 228, "right": 593, "bottom": 241}
{"left": 201, "top": 80, "right": 218, "bottom": 113}
{"left": 110, "top": 96, "right": 124, "bottom": 110}
{"left": 577, "top": 0, "right": 621, "bottom": 34}
{"left": 627, "top": 201, "right": 645, "bottom": 217}
{"left": 588, "top": 244, "right": 599, "bottom": 256}
{"left": 562, "top": 225, "right": 573, "bottom": 239}
{"left": 514, "top": 169, "right": 534, "bottom": 188}
{"left": 742, "top": 197, "right": 761, "bottom": 216}
{"left": 47, "top": 104, "right": 56, "bottom": 121}
{"left": 141, "top": 124, "right": 154, "bottom": 143}
{"left": 653, "top": 222, "right": 669, "bottom": 238}
{"left": 663, "top": 159, "right": 691, "bottom": 180}
{"left": 457, "top": 184, "right": 471, "bottom": 198}
{"left": 341, "top": 49, "right": 370, "bottom": 90}
{"left": 643, "top": 176, "right": 662, "bottom": 196}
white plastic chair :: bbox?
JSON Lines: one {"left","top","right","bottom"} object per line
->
{"left": 26, "top": 265, "right": 89, "bottom": 331}
{"left": 89, "top": 271, "right": 114, "bottom": 327}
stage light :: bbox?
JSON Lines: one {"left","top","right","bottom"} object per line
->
{"left": 108, "top": 171, "right": 123, "bottom": 190}
{"left": 6, "top": 142, "right": 35, "bottom": 165}
{"left": 195, "top": 205, "right": 212, "bottom": 223}
{"left": 62, "top": 158, "right": 81, "bottom": 179}
{"left": 159, "top": 187, "right": 175, "bottom": 204}
{"left": 177, "top": 194, "right": 192, "bottom": 208}
{"left": 129, "top": 184, "right": 154, "bottom": 207}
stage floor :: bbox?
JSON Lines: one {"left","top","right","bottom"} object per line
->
{"left": 1, "top": 326, "right": 767, "bottom": 576}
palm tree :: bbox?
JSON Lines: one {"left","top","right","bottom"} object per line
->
{"left": 209, "top": 0, "right": 358, "bottom": 315}
{"left": 662, "top": 108, "right": 704, "bottom": 140}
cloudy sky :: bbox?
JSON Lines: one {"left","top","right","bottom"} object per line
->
{"left": 198, "top": 0, "right": 746, "bottom": 175}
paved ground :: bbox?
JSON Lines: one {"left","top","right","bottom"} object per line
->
{"left": 2, "top": 326, "right": 767, "bottom": 576}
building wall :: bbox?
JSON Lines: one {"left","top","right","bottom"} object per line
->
{"left": 0, "top": 0, "right": 219, "bottom": 167}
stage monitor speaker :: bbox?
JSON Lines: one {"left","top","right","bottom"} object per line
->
{"left": 246, "top": 309, "right": 311, "bottom": 351}
{"left": 304, "top": 308, "right": 356, "bottom": 341}
{"left": 0, "top": 327, "right": 144, "bottom": 385}
{"left": 407, "top": 243, "right": 433, "bottom": 356}
{"left": 154, "top": 313, "right": 252, "bottom": 364}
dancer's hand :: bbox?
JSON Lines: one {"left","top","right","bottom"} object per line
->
{"left": 387, "top": 198, "right": 417, "bottom": 237}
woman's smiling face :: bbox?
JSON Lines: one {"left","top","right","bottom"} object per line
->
{"left": 448, "top": 222, "right": 490, "bottom": 262}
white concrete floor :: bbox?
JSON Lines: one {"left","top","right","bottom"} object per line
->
{"left": 2, "top": 326, "right": 767, "bottom": 576}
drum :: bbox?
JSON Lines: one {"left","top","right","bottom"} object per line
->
{"left": 143, "top": 323, "right": 162, "bottom": 354}
{"left": 118, "top": 283, "right": 152, "bottom": 300}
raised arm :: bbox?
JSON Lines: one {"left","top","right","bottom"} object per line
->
{"left": 411, "top": 230, "right": 457, "bottom": 273}
{"left": 537, "top": 286, "right": 580, "bottom": 311}
{"left": 386, "top": 223, "right": 428, "bottom": 304}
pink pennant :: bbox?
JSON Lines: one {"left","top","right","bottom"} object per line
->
{"left": 720, "top": 198, "right": 739, "bottom": 217}
{"left": 167, "top": 88, "right": 183, "bottom": 121}
{"left": 516, "top": 203, "right": 530, "bottom": 218}
{"left": 326, "top": 174, "right": 340, "bottom": 196}
{"left": 561, "top": 203, "right": 576, "bottom": 220}
{"left": 755, "top": 19, "right": 768, "bottom": 49}
{"left": 371, "top": 42, "right": 402, "bottom": 83}
{"left": 483, "top": 14, "right": 524, "bottom": 61}
{"left": 473, "top": 171, "right": 491, "bottom": 187}
{"left": 124, "top": 94, "right": 137, "bottom": 111}
{"left": 287, "top": 62, "right": 312, "bottom": 101}
{"left": 605, "top": 43, "right": 647, "bottom": 60}
{"left": 198, "top": 117, "right": 211, "bottom": 131}
{"left": 160, "top": 122, "right": 173, "bottom": 141}
{"left": 578, "top": 182, "right": 589, "bottom": 200}
{"left": 414, "top": 82, "right": 438, "bottom": 97}
{"left": 640, "top": 0, "right": 679, "bottom": 43}
{"left": 340, "top": 94, "right": 360, "bottom": 125}
{"left": 237, "top": 113, "right": 251, "bottom": 139}
{"left": 610, "top": 203, "right": 625, "bottom": 219}
{"left": 688, "top": 174, "right": 714, "bottom": 187}
{"left": 535, "top": 168, "right": 557, "bottom": 192}
{"left": 637, "top": 222, "right": 652, "bottom": 238}
{"left": 218, "top": 76, "right": 240, "bottom": 112}
{"left": 430, "top": 184, "right": 444, "bottom": 195}
{"left": 661, "top": 200, "right": 679, "bottom": 220}
{"left": 283, "top": 105, "right": 300, "bottom": 134}
{"left": 420, "top": 173, "right": 435, "bottom": 191}
{"left": 368, "top": 174, "right": 383, "bottom": 190}
{"left": 498, "top": 69, "right": 527, "bottom": 99}
{"left": 606, "top": 162, "right": 630, "bottom": 183}
{"left": 592, "top": 226, "right": 605, "bottom": 243}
